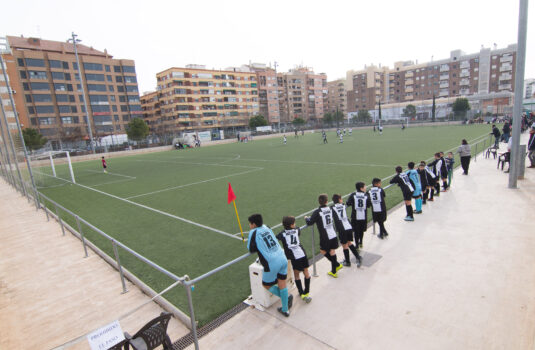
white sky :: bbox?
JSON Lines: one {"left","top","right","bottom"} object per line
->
{"left": 2, "top": 0, "right": 534, "bottom": 94}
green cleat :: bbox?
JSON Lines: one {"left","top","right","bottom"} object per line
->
{"left": 327, "top": 271, "right": 338, "bottom": 278}
{"left": 335, "top": 263, "right": 343, "bottom": 272}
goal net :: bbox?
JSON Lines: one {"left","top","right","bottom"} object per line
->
{"left": 29, "top": 151, "right": 76, "bottom": 188}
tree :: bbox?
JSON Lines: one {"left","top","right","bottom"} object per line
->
{"left": 431, "top": 94, "right": 436, "bottom": 122}
{"left": 22, "top": 128, "right": 47, "bottom": 152}
{"left": 333, "top": 109, "right": 344, "bottom": 128}
{"left": 248, "top": 114, "right": 268, "bottom": 128}
{"left": 323, "top": 112, "right": 334, "bottom": 127}
{"left": 357, "top": 109, "right": 371, "bottom": 123}
{"left": 126, "top": 117, "right": 149, "bottom": 141}
{"left": 403, "top": 104, "right": 416, "bottom": 119}
{"left": 452, "top": 97, "right": 471, "bottom": 120}
{"left": 292, "top": 117, "right": 305, "bottom": 126}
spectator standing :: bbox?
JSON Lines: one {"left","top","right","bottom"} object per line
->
{"left": 502, "top": 122, "right": 511, "bottom": 143}
{"left": 457, "top": 139, "right": 471, "bottom": 175}
{"left": 491, "top": 125, "right": 501, "bottom": 148}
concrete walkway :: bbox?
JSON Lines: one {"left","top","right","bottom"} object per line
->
{"left": 0, "top": 181, "right": 189, "bottom": 349}
{"left": 189, "top": 139, "right": 535, "bottom": 350}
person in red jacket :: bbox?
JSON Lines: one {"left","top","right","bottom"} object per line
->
{"left": 101, "top": 156, "right": 107, "bottom": 173}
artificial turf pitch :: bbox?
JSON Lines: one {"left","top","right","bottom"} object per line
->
{"left": 33, "top": 124, "right": 490, "bottom": 325}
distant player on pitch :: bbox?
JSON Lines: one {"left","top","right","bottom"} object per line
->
{"left": 276, "top": 216, "right": 312, "bottom": 303}
{"left": 101, "top": 156, "right": 107, "bottom": 173}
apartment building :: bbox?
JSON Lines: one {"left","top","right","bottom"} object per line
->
{"left": 244, "top": 63, "right": 280, "bottom": 125}
{"left": 277, "top": 67, "right": 327, "bottom": 124}
{"left": 325, "top": 78, "right": 347, "bottom": 115}
{"left": 140, "top": 90, "right": 161, "bottom": 133}
{"left": 524, "top": 78, "right": 535, "bottom": 99}
{"left": 346, "top": 44, "right": 517, "bottom": 119}
{"left": 153, "top": 65, "right": 259, "bottom": 133}
{"left": 0, "top": 35, "right": 141, "bottom": 145}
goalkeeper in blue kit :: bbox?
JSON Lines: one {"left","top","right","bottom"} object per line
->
{"left": 247, "top": 214, "right": 293, "bottom": 317}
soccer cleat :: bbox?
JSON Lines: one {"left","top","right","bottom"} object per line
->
{"left": 327, "top": 271, "right": 338, "bottom": 278}
{"left": 414, "top": 210, "right": 423, "bottom": 214}
{"left": 404, "top": 216, "right": 414, "bottom": 221}
{"left": 343, "top": 260, "right": 351, "bottom": 267}
{"left": 428, "top": 198, "right": 434, "bottom": 202}
{"left": 288, "top": 294, "right": 293, "bottom": 309}
{"left": 335, "top": 263, "right": 343, "bottom": 272}
{"left": 277, "top": 307, "right": 290, "bottom": 317}
{"left": 301, "top": 294, "right": 312, "bottom": 303}
{"left": 383, "top": 231, "right": 389, "bottom": 237}
{"left": 356, "top": 256, "right": 362, "bottom": 268}
{"left": 378, "top": 233, "right": 384, "bottom": 240}
{"left": 359, "top": 243, "right": 363, "bottom": 249}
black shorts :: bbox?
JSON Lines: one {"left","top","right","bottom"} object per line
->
{"left": 372, "top": 211, "right": 387, "bottom": 223}
{"left": 351, "top": 220, "right": 367, "bottom": 234}
{"left": 402, "top": 190, "right": 413, "bottom": 201}
{"left": 338, "top": 229, "right": 354, "bottom": 244}
{"left": 427, "top": 178, "right": 436, "bottom": 187}
{"left": 291, "top": 256, "right": 310, "bottom": 271}
{"left": 320, "top": 236, "right": 339, "bottom": 251}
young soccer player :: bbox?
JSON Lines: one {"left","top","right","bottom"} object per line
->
{"left": 417, "top": 162, "right": 429, "bottom": 204}
{"left": 276, "top": 216, "right": 312, "bottom": 303}
{"left": 101, "top": 156, "right": 107, "bottom": 173}
{"left": 346, "top": 183, "right": 370, "bottom": 248}
{"left": 406, "top": 162, "right": 422, "bottom": 214}
{"left": 390, "top": 166, "right": 415, "bottom": 221}
{"left": 439, "top": 152, "right": 449, "bottom": 191}
{"left": 446, "top": 152, "right": 455, "bottom": 187}
{"left": 332, "top": 192, "right": 362, "bottom": 267}
{"left": 428, "top": 153, "right": 444, "bottom": 197}
{"left": 247, "top": 214, "right": 293, "bottom": 317}
{"left": 322, "top": 130, "right": 328, "bottom": 144}
{"left": 368, "top": 178, "right": 388, "bottom": 238}
{"left": 421, "top": 160, "right": 437, "bottom": 202}
{"left": 305, "top": 194, "right": 342, "bottom": 278}
{"left": 339, "top": 133, "right": 343, "bottom": 143}
{"left": 283, "top": 135, "right": 287, "bottom": 145}
{"left": 349, "top": 128, "right": 352, "bottom": 136}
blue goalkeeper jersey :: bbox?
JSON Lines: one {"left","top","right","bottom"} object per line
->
{"left": 406, "top": 169, "right": 421, "bottom": 189}
{"left": 248, "top": 225, "right": 286, "bottom": 272}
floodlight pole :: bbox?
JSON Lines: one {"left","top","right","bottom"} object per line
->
{"left": 508, "top": 0, "right": 529, "bottom": 188}
{"left": 274, "top": 61, "right": 280, "bottom": 133}
{"left": 0, "top": 55, "right": 39, "bottom": 206}
{"left": 69, "top": 32, "right": 95, "bottom": 154}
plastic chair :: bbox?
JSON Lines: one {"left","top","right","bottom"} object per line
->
{"left": 125, "top": 312, "right": 173, "bottom": 350}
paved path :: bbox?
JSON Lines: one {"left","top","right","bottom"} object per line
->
{"left": 0, "top": 180, "right": 189, "bottom": 349}
{"left": 190, "top": 139, "right": 535, "bottom": 350}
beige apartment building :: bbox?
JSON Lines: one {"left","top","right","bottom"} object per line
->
{"left": 0, "top": 35, "right": 141, "bottom": 147}
{"left": 346, "top": 44, "right": 517, "bottom": 119}
{"left": 326, "top": 78, "right": 347, "bottom": 116}
{"left": 151, "top": 65, "right": 259, "bottom": 133}
{"left": 245, "top": 63, "right": 280, "bottom": 125}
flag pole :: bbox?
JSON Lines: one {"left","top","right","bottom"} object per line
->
{"left": 232, "top": 200, "right": 245, "bottom": 242}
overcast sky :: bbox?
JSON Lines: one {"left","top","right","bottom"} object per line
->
{"left": 2, "top": 0, "right": 534, "bottom": 94}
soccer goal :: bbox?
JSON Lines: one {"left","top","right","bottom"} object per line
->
{"left": 29, "top": 151, "right": 76, "bottom": 188}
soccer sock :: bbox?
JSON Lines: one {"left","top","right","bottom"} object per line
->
{"left": 343, "top": 248, "right": 350, "bottom": 263}
{"left": 443, "top": 180, "right": 448, "bottom": 190}
{"left": 430, "top": 189, "right": 434, "bottom": 199}
{"left": 406, "top": 205, "right": 414, "bottom": 218}
{"left": 349, "top": 244, "right": 360, "bottom": 258}
{"left": 329, "top": 254, "right": 338, "bottom": 273}
{"left": 304, "top": 277, "right": 311, "bottom": 294}
{"left": 378, "top": 221, "right": 387, "bottom": 234}
{"left": 423, "top": 190, "right": 428, "bottom": 203}
{"left": 295, "top": 278, "right": 304, "bottom": 295}
{"left": 268, "top": 285, "right": 281, "bottom": 297}
{"left": 280, "top": 287, "right": 289, "bottom": 312}
{"left": 359, "top": 231, "right": 364, "bottom": 244}
{"left": 416, "top": 198, "right": 422, "bottom": 211}
{"left": 435, "top": 183, "right": 440, "bottom": 195}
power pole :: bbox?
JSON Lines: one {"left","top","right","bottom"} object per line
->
{"left": 274, "top": 61, "right": 280, "bottom": 133}
{"left": 68, "top": 32, "right": 95, "bottom": 154}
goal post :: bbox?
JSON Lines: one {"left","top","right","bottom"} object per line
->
{"left": 29, "top": 150, "right": 76, "bottom": 187}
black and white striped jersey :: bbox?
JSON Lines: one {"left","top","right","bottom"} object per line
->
{"left": 390, "top": 172, "right": 415, "bottom": 193}
{"left": 367, "top": 187, "right": 386, "bottom": 213}
{"left": 306, "top": 206, "right": 338, "bottom": 240}
{"left": 346, "top": 191, "right": 370, "bottom": 221}
{"left": 331, "top": 203, "right": 354, "bottom": 232}
{"left": 276, "top": 228, "right": 306, "bottom": 260}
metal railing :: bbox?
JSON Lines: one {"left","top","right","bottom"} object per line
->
{"left": 0, "top": 131, "right": 494, "bottom": 350}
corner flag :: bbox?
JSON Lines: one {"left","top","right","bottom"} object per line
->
{"left": 227, "top": 183, "right": 244, "bottom": 242}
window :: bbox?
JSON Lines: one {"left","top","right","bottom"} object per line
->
{"left": 17, "top": 58, "right": 25, "bottom": 67}
{"left": 117, "top": 86, "right": 124, "bottom": 92}
{"left": 39, "top": 117, "right": 55, "bottom": 125}
{"left": 56, "top": 94, "right": 69, "bottom": 102}
{"left": 62, "top": 61, "right": 69, "bottom": 69}
{"left": 122, "top": 66, "right": 135, "bottom": 73}
{"left": 83, "top": 62, "right": 103, "bottom": 71}
{"left": 30, "top": 82, "right": 50, "bottom": 90}
{"left": 129, "top": 104, "right": 141, "bottom": 111}
{"left": 30, "top": 117, "right": 37, "bottom": 125}
{"left": 120, "top": 105, "right": 128, "bottom": 112}
{"left": 112, "top": 105, "right": 117, "bottom": 111}
{"left": 49, "top": 60, "right": 62, "bottom": 68}
{"left": 54, "top": 83, "right": 66, "bottom": 91}
{"left": 122, "top": 115, "right": 130, "bottom": 121}
{"left": 61, "top": 117, "right": 74, "bottom": 124}
{"left": 35, "top": 105, "right": 55, "bottom": 114}
{"left": 107, "top": 75, "right": 112, "bottom": 82}
{"left": 64, "top": 73, "right": 71, "bottom": 81}
{"left": 85, "top": 73, "right": 105, "bottom": 81}
{"left": 19, "top": 71, "right": 27, "bottom": 79}
{"left": 119, "top": 95, "right": 126, "bottom": 102}
{"left": 128, "top": 95, "right": 140, "bottom": 103}
{"left": 71, "top": 106, "right": 77, "bottom": 113}
{"left": 125, "top": 85, "right": 138, "bottom": 93}
{"left": 28, "top": 106, "right": 35, "bottom": 114}
{"left": 108, "top": 85, "right": 114, "bottom": 92}
{"left": 51, "top": 71, "right": 65, "bottom": 80}
{"left": 114, "top": 65, "right": 121, "bottom": 73}
{"left": 124, "top": 76, "right": 137, "bottom": 83}
{"left": 91, "top": 105, "right": 110, "bottom": 112}
{"left": 69, "top": 95, "right": 75, "bottom": 102}
{"left": 23, "top": 83, "right": 30, "bottom": 91}
{"left": 87, "top": 84, "right": 107, "bottom": 92}
{"left": 29, "top": 71, "right": 48, "bottom": 80}
{"left": 66, "top": 84, "right": 73, "bottom": 91}
{"left": 59, "top": 105, "right": 71, "bottom": 114}
{"left": 72, "top": 62, "right": 78, "bottom": 70}
{"left": 116, "top": 76, "right": 123, "bottom": 83}
{"left": 79, "top": 94, "right": 84, "bottom": 102}
{"left": 110, "top": 96, "right": 116, "bottom": 102}
{"left": 89, "top": 95, "right": 108, "bottom": 103}
{"left": 114, "top": 115, "right": 119, "bottom": 121}
{"left": 25, "top": 94, "right": 32, "bottom": 103}
{"left": 25, "top": 58, "right": 45, "bottom": 67}
{"left": 105, "top": 65, "right": 110, "bottom": 72}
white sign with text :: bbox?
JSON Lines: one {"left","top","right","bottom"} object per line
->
{"left": 87, "top": 320, "right": 125, "bottom": 350}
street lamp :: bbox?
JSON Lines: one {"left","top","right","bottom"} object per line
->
{"left": 68, "top": 32, "right": 95, "bottom": 154}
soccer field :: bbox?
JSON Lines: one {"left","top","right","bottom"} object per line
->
{"left": 33, "top": 124, "right": 490, "bottom": 325}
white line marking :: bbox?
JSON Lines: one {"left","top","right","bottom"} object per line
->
{"left": 32, "top": 170, "right": 242, "bottom": 241}
{"left": 84, "top": 169, "right": 136, "bottom": 179}
{"left": 125, "top": 167, "right": 262, "bottom": 199}
{"left": 90, "top": 178, "right": 136, "bottom": 187}
{"left": 37, "top": 183, "right": 68, "bottom": 189}
{"left": 134, "top": 159, "right": 262, "bottom": 170}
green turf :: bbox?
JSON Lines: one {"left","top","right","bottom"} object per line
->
{"left": 31, "top": 124, "right": 491, "bottom": 325}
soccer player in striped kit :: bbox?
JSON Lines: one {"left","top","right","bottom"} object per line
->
{"left": 276, "top": 216, "right": 312, "bottom": 303}
{"left": 390, "top": 166, "right": 416, "bottom": 221}
{"left": 332, "top": 192, "right": 362, "bottom": 267}
{"left": 406, "top": 162, "right": 423, "bottom": 214}
{"left": 368, "top": 178, "right": 388, "bottom": 239}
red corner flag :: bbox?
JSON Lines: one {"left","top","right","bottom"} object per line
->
{"left": 227, "top": 182, "right": 237, "bottom": 204}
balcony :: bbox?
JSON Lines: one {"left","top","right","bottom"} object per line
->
{"left": 405, "top": 94, "right": 414, "bottom": 100}
{"left": 439, "top": 89, "right": 449, "bottom": 97}
{"left": 460, "top": 61, "right": 470, "bottom": 69}
{"left": 459, "top": 89, "right": 470, "bottom": 95}
{"left": 500, "top": 65, "right": 512, "bottom": 72}
{"left": 440, "top": 74, "right": 449, "bottom": 80}
{"left": 499, "top": 73, "right": 512, "bottom": 80}
{"left": 405, "top": 71, "right": 414, "bottom": 78}
{"left": 460, "top": 70, "right": 470, "bottom": 77}
{"left": 405, "top": 87, "right": 414, "bottom": 93}
{"left": 405, "top": 79, "right": 414, "bottom": 86}
{"left": 499, "top": 84, "right": 512, "bottom": 90}
{"left": 460, "top": 79, "right": 470, "bottom": 86}
{"left": 500, "top": 55, "right": 513, "bottom": 63}
{"left": 440, "top": 82, "right": 449, "bottom": 88}
{"left": 440, "top": 65, "right": 450, "bottom": 72}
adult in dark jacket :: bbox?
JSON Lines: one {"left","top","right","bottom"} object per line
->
{"left": 502, "top": 122, "right": 511, "bottom": 143}
{"left": 491, "top": 125, "right": 501, "bottom": 148}
{"left": 457, "top": 139, "right": 472, "bottom": 175}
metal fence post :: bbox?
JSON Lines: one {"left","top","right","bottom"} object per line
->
{"left": 310, "top": 226, "right": 318, "bottom": 277}
{"left": 185, "top": 281, "right": 200, "bottom": 350}
{"left": 112, "top": 240, "right": 128, "bottom": 294}
{"left": 76, "top": 215, "right": 88, "bottom": 258}
{"left": 372, "top": 221, "right": 376, "bottom": 235}
{"left": 474, "top": 142, "right": 478, "bottom": 162}
{"left": 55, "top": 204, "right": 65, "bottom": 236}
{"left": 43, "top": 197, "right": 49, "bottom": 221}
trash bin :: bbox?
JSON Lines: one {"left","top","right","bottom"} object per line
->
{"left": 249, "top": 260, "right": 295, "bottom": 308}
